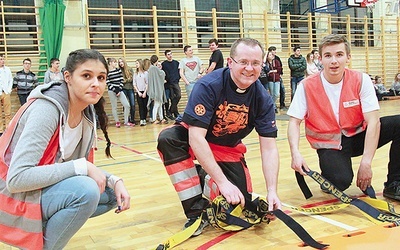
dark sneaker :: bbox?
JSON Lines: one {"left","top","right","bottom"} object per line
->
{"left": 383, "top": 181, "right": 400, "bottom": 201}
{"left": 183, "top": 217, "right": 209, "bottom": 237}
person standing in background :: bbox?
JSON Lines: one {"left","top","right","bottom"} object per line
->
{"left": 311, "top": 49, "right": 323, "bottom": 71}
{"left": 206, "top": 38, "right": 224, "bottom": 74}
{"left": 265, "top": 51, "right": 282, "bottom": 113}
{"left": 179, "top": 45, "right": 203, "bottom": 98}
{"left": 106, "top": 58, "right": 133, "bottom": 128}
{"left": 44, "top": 58, "right": 64, "bottom": 84}
{"left": 162, "top": 50, "right": 181, "bottom": 120}
{"left": 133, "top": 59, "right": 149, "bottom": 126}
{"left": 147, "top": 55, "right": 167, "bottom": 124}
{"left": 13, "top": 58, "right": 39, "bottom": 106}
{"left": 306, "top": 52, "right": 319, "bottom": 76}
{"left": 0, "top": 54, "right": 13, "bottom": 137}
{"left": 119, "top": 58, "right": 136, "bottom": 125}
{"left": 288, "top": 46, "right": 306, "bottom": 100}
{"left": 268, "top": 46, "right": 287, "bottom": 110}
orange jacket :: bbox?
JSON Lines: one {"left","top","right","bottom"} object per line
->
{"left": 0, "top": 99, "right": 59, "bottom": 250}
{"left": 303, "top": 69, "right": 366, "bottom": 150}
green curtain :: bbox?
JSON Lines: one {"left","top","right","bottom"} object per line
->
{"left": 38, "top": 0, "right": 66, "bottom": 80}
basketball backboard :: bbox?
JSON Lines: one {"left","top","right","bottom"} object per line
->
{"left": 347, "top": 0, "right": 363, "bottom": 7}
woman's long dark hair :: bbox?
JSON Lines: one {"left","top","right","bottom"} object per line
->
{"left": 65, "top": 49, "right": 112, "bottom": 158}
{"left": 94, "top": 96, "right": 112, "bottom": 158}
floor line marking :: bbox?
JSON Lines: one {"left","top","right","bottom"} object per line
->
{"left": 98, "top": 137, "right": 162, "bottom": 162}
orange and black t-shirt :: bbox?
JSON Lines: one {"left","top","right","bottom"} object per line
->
{"left": 182, "top": 68, "right": 277, "bottom": 147}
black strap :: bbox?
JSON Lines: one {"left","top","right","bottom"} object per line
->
{"left": 296, "top": 171, "right": 313, "bottom": 199}
{"left": 363, "top": 186, "right": 376, "bottom": 199}
{"left": 273, "top": 209, "right": 329, "bottom": 249}
{"left": 306, "top": 169, "right": 400, "bottom": 225}
{"left": 244, "top": 198, "right": 328, "bottom": 249}
{"left": 296, "top": 168, "right": 377, "bottom": 200}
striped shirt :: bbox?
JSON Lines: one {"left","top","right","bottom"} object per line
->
{"left": 13, "top": 70, "right": 38, "bottom": 95}
{"left": 107, "top": 68, "right": 124, "bottom": 93}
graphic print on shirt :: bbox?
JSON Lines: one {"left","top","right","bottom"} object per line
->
{"left": 186, "top": 61, "right": 198, "bottom": 71}
{"left": 212, "top": 101, "right": 249, "bottom": 136}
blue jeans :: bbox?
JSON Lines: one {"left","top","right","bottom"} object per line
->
{"left": 290, "top": 76, "right": 304, "bottom": 100}
{"left": 123, "top": 89, "right": 136, "bottom": 123}
{"left": 268, "top": 81, "right": 280, "bottom": 109}
{"left": 185, "top": 81, "right": 196, "bottom": 99}
{"left": 41, "top": 176, "right": 117, "bottom": 249}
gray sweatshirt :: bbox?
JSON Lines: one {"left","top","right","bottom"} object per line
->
{"left": 5, "top": 81, "right": 96, "bottom": 193}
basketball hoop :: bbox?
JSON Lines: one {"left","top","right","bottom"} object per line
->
{"left": 361, "top": 0, "right": 378, "bottom": 12}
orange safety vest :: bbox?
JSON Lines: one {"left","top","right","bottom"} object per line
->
{"left": 0, "top": 99, "right": 59, "bottom": 250}
{"left": 303, "top": 69, "right": 366, "bottom": 150}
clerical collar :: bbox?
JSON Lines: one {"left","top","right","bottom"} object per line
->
{"left": 236, "top": 88, "right": 246, "bottom": 93}
{"left": 229, "top": 77, "right": 249, "bottom": 94}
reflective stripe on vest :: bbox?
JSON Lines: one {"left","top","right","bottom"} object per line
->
{"left": 304, "top": 69, "right": 366, "bottom": 150}
{"left": 0, "top": 99, "right": 60, "bottom": 250}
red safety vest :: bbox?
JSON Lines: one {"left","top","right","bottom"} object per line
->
{"left": 303, "top": 69, "right": 366, "bottom": 150}
{"left": 0, "top": 99, "right": 59, "bottom": 250}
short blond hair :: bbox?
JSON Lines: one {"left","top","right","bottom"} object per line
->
{"left": 318, "top": 34, "right": 350, "bottom": 56}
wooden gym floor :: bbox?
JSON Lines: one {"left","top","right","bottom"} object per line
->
{"left": 1, "top": 99, "right": 399, "bottom": 250}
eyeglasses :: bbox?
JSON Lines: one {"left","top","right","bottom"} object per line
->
{"left": 231, "top": 57, "right": 262, "bottom": 68}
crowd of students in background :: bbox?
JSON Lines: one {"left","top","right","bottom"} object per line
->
{"left": 102, "top": 38, "right": 225, "bottom": 127}
{"left": 2, "top": 41, "right": 400, "bottom": 136}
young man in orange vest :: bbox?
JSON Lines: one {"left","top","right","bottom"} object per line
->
{"left": 287, "top": 34, "right": 400, "bottom": 200}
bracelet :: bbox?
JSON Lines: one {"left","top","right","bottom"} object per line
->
{"left": 107, "top": 175, "right": 123, "bottom": 189}
{"left": 114, "top": 178, "right": 123, "bottom": 187}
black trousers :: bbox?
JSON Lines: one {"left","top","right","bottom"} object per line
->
{"left": 157, "top": 124, "right": 251, "bottom": 218}
{"left": 317, "top": 115, "right": 400, "bottom": 191}
{"left": 169, "top": 83, "right": 181, "bottom": 116}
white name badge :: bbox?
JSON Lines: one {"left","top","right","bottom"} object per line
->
{"left": 343, "top": 99, "right": 360, "bottom": 108}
